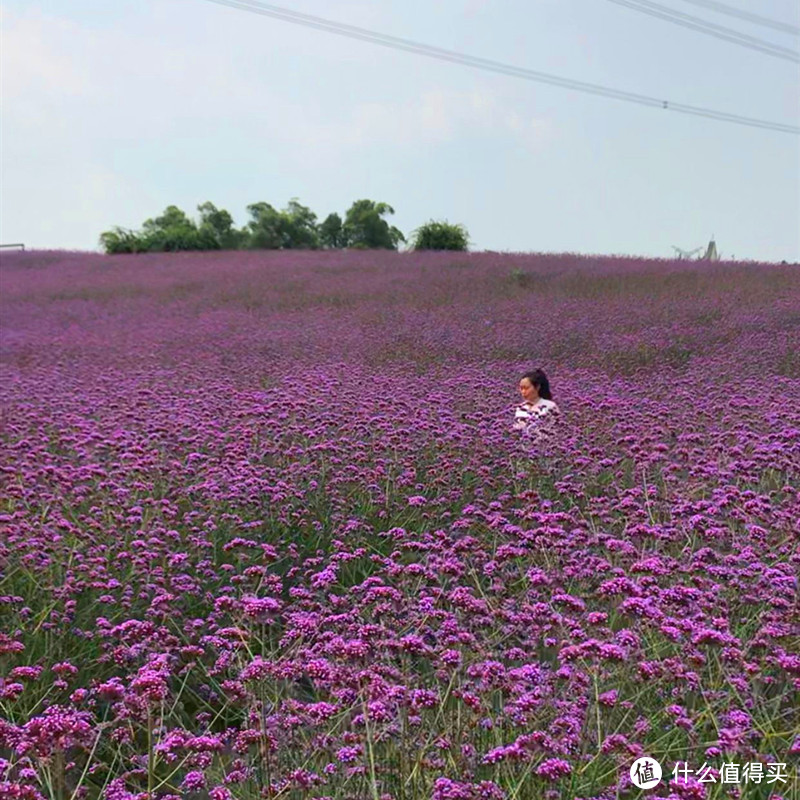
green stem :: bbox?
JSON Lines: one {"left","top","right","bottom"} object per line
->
{"left": 361, "top": 692, "right": 380, "bottom": 800}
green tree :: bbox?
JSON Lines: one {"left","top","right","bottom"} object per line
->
{"left": 342, "top": 199, "right": 405, "bottom": 250}
{"left": 197, "top": 201, "right": 243, "bottom": 250}
{"left": 245, "top": 199, "right": 320, "bottom": 249}
{"left": 319, "top": 212, "right": 346, "bottom": 249}
{"left": 245, "top": 202, "right": 283, "bottom": 249}
{"left": 99, "top": 226, "right": 147, "bottom": 254}
{"left": 140, "top": 205, "right": 206, "bottom": 252}
{"left": 100, "top": 197, "right": 418, "bottom": 255}
{"left": 281, "top": 198, "right": 320, "bottom": 249}
{"left": 411, "top": 219, "right": 469, "bottom": 251}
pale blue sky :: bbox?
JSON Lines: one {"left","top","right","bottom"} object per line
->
{"left": 2, "top": 0, "right": 798, "bottom": 260}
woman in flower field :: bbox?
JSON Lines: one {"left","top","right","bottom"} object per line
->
{"left": 513, "top": 367, "right": 562, "bottom": 470}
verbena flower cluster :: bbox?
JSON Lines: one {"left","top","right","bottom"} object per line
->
{"left": 1, "top": 249, "right": 798, "bottom": 800}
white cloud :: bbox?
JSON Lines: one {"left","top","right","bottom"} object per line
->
{"left": 0, "top": 7, "right": 91, "bottom": 100}
{"left": 268, "top": 86, "right": 551, "bottom": 160}
{"left": 2, "top": 5, "right": 551, "bottom": 149}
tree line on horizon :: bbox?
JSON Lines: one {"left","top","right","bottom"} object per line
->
{"left": 99, "top": 199, "right": 470, "bottom": 254}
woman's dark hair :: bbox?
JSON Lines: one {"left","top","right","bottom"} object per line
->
{"left": 521, "top": 368, "right": 552, "bottom": 400}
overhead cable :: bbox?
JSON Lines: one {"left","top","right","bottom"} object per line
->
{"left": 606, "top": 0, "right": 799, "bottom": 62}
{"left": 201, "top": 0, "right": 800, "bottom": 134}
{"left": 675, "top": 0, "right": 799, "bottom": 36}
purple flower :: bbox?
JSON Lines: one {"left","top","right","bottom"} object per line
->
{"left": 181, "top": 771, "right": 205, "bottom": 791}
{"left": 536, "top": 758, "right": 572, "bottom": 780}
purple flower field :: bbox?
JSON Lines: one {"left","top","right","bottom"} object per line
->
{"left": 1, "top": 249, "right": 798, "bottom": 800}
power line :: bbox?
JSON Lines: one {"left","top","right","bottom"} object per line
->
{"left": 606, "top": 0, "right": 799, "bottom": 62}
{"left": 675, "top": 0, "right": 799, "bottom": 37}
{"left": 200, "top": 0, "right": 799, "bottom": 135}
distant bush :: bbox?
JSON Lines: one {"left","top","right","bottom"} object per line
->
{"left": 411, "top": 220, "right": 469, "bottom": 251}
{"left": 508, "top": 266, "right": 538, "bottom": 288}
